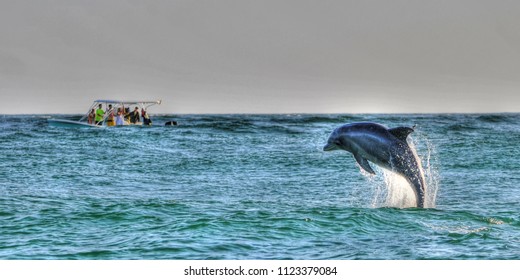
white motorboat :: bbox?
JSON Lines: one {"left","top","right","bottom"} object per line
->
{"left": 48, "top": 99, "right": 162, "bottom": 128}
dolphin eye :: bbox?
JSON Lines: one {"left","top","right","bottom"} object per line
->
{"left": 334, "top": 140, "right": 342, "bottom": 146}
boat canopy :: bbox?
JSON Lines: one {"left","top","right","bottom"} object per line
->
{"left": 93, "top": 100, "right": 162, "bottom": 105}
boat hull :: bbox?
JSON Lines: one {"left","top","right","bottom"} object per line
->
{"left": 48, "top": 119, "right": 101, "bottom": 128}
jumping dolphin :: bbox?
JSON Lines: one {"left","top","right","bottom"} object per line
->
{"left": 323, "top": 122, "right": 426, "bottom": 208}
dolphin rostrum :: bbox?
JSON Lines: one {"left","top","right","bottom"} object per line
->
{"left": 323, "top": 122, "right": 426, "bottom": 208}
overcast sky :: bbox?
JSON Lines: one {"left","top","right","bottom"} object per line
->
{"left": 1, "top": 0, "right": 520, "bottom": 114}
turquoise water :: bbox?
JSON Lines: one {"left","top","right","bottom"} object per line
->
{"left": 1, "top": 114, "right": 519, "bottom": 259}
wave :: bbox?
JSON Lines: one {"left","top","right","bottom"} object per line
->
{"left": 475, "top": 114, "right": 513, "bottom": 123}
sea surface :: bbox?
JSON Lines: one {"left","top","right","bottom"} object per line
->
{"left": 1, "top": 114, "right": 519, "bottom": 259}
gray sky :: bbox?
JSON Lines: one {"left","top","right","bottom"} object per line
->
{"left": 2, "top": 0, "right": 520, "bottom": 114}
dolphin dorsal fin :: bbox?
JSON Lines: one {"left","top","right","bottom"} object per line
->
{"left": 353, "top": 153, "right": 376, "bottom": 175}
{"left": 388, "top": 126, "right": 414, "bottom": 142}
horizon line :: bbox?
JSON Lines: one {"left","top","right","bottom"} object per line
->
{"left": 2, "top": 111, "right": 519, "bottom": 116}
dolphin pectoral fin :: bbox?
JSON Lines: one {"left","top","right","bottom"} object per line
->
{"left": 388, "top": 127, "right": 414, "bottom": 142}
{"left": 353, "top": 154, "right": 376, "bottom": 175}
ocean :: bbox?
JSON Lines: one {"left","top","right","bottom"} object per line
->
{"left": 1, "top": 114, "right": 519, "bottom": 259}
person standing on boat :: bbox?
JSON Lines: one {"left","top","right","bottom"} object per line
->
{"left": 95, "top": 104, "right": 104, "bottom": 125}
{"left": 88, "top": 109, "right": 95, "bottom": 124}
{"left": 129, "top": 107, "right": 140, "bottom": 124}
{"left": 106, "top": 104, "right": 115, "bottom": 127}
{"left": 115, "top": 108, "right": 125, "bottom": 126}
{"left": 141, "top": 108, "right": 152, "bottom": 126}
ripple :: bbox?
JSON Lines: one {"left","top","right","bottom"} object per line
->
{"left": 1, "top": 114, "right": 520, "bottom": 259}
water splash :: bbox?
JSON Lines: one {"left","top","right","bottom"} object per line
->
{"left": 415, "top": 132, "right": 440, "bottom": 208}
{"left": 368, "top": 170, "right": 417, "bottom": 208}
{"left": 364, "top": 131, "right": 440, "bottom": 208}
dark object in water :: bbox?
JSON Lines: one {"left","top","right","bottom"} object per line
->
{"left": 165, "top": 121, "right": 178, "bottom": 126}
